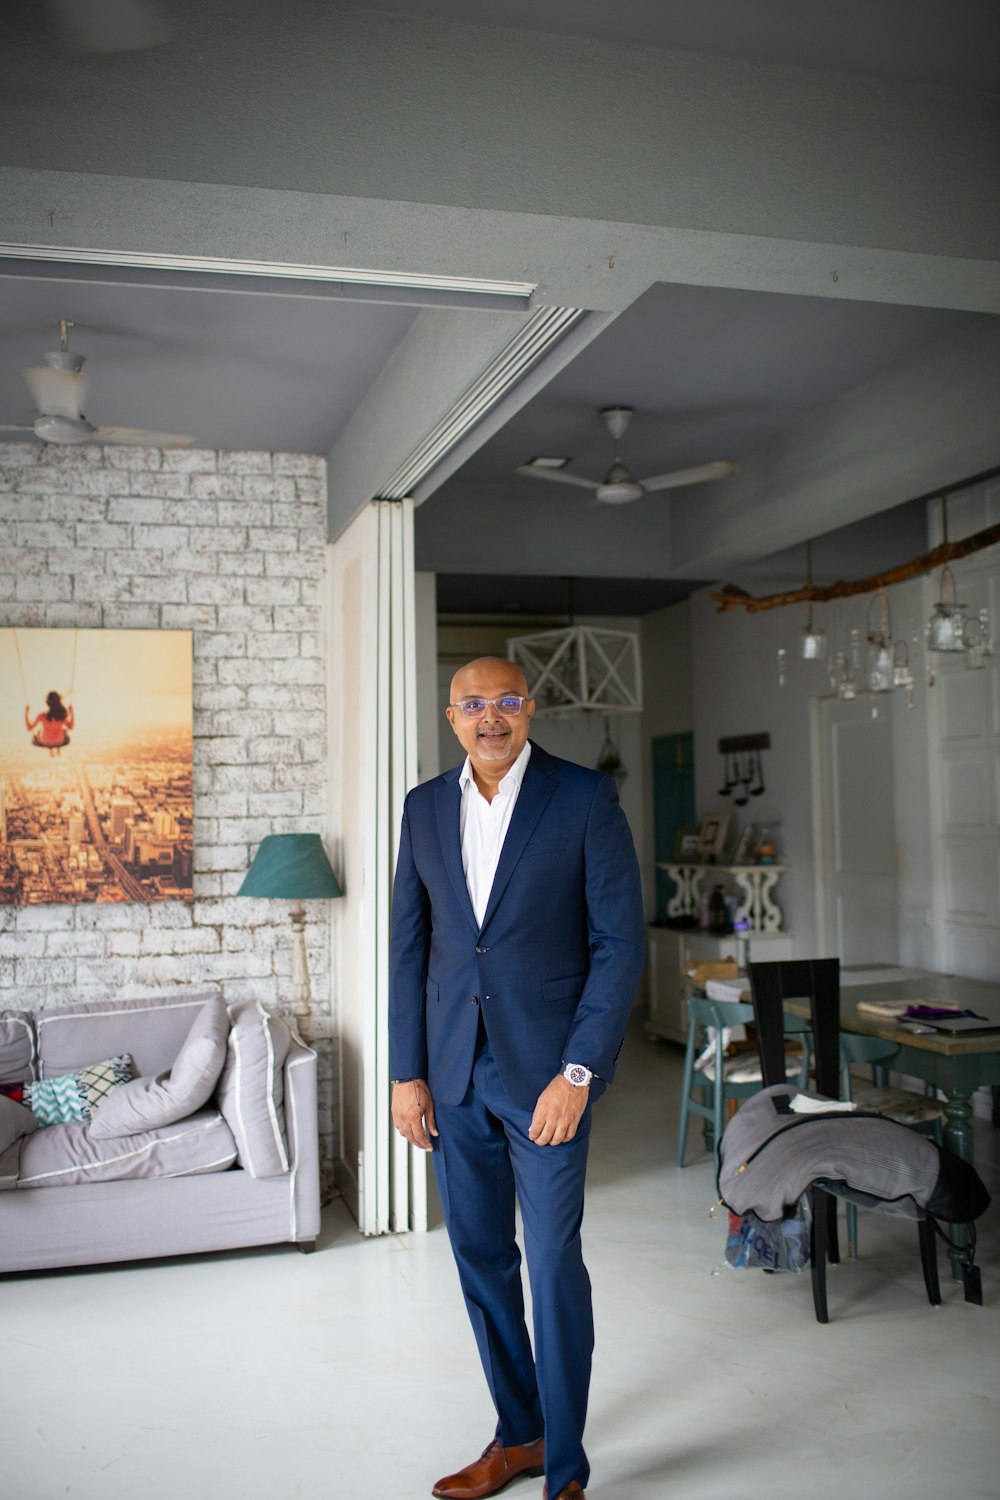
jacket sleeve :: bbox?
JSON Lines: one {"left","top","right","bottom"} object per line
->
{"left": 562, "top": 775, "right": 645, "bottom": 1084}
{"left": 388, "top": 797, "right": 432, "bottom": 1082}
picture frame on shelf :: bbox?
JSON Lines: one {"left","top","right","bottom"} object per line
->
{"left": 732, "top": 823, "right": 759, "bottom": 865}
{"left": 698, "top": 811, "right": 731, "bottom": 861}
{"left": 673, "top": 824, "right": 703, "bottom": 861}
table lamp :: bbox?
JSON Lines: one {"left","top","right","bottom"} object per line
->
{"left": 238, "top": 833, "right": 343, "bottom": 1041}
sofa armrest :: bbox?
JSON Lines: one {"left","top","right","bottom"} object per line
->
{"left": 281, "top": 1032, "right": 320, "bottom": 1241}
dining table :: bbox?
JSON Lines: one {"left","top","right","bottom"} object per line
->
{"left": 804, "top": 969, "right": 1000, "bottom": 1157}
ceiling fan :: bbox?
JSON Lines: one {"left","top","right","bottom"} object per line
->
{"left": 515, "top": 405, "right": 738, "bottom": 505}
{"left": 0, "top": 320, "right": 195, "bottom": 449}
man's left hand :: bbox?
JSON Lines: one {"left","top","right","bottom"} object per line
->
{"left": 528, "top": 1075, "right": 589, "bottom": 1146}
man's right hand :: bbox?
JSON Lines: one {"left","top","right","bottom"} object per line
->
{"left": 391, "top": 1079, "right": 439, "bottom": 1151}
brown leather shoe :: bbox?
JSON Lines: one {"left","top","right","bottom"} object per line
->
{"left": 432, "top": 1437, "right": 545, "bottom": 1499}
{"left": 542, "top": 1484, "right": 585, "bottom": 1500}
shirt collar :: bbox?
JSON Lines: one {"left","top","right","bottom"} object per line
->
{"left": 459, "top": 739, "right": 532, "bottom": 796}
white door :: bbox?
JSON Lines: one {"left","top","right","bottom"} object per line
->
{"left": 328, "top": 499, "right": 426, "bottom": 1234}
{"left": 816, "top": 694, "right": 899, "bottom": 963}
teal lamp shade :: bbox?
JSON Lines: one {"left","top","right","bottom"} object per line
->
{"left": 238, "top": 834, "right": 343, "bottom": 900}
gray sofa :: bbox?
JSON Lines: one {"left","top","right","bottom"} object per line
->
{"left": 0, "top": 988, "right": 320, "bottom": 1274}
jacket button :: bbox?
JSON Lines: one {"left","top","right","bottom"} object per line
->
{"left": 469, "top": 996, "right": 479, "bottom": 1005}
{"left": 475, "top": 944, "right": 488, "bottom": 954}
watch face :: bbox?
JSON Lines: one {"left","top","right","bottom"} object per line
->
{"left": 565, "top": 1064, "right": 590, "bottom": 1087}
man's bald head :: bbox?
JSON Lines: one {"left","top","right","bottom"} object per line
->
{"left": 449, "top": 657, "right": 528, "bottom": 704}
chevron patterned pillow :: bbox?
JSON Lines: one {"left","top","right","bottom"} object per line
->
{"left": 18, "top": 1055, "right": 134, "bottom": 1127}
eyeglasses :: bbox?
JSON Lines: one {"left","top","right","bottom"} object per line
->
{"left": 449, "top": 695, "right": 529, "bottom": 717}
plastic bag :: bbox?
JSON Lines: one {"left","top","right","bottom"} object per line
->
{"left": 725, "top": 1200, "right": 811, "bottom": 1273}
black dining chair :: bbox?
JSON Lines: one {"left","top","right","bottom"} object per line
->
{"left": 747, "top": 958, "right": 941, "bottom": 1323}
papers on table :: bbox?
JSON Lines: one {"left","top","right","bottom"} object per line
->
{"left": 855, "top": 997, "right": 912, "bottom": 1018}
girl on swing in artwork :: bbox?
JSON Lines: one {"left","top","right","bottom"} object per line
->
{"left": 25, "top": 691, "right": 74, "bottom": 756}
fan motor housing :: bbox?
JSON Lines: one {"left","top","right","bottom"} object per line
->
{"left": 34, "top": 414, "right": 95, "bottom": 445}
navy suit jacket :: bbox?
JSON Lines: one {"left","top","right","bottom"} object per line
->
{"left": 389, "top": 741, "right": 646, "bottom": 1112}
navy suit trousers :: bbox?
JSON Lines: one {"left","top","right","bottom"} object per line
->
{"left": 433, "top": 1026, "right": 593, "bottom": 1497}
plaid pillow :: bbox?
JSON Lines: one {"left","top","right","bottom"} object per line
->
{"left": 2, "top": 1055, "right": 134, "bottom": 1127}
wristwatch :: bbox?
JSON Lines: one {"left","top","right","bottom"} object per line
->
{"left": 561, "top": 1062, "right": 593, "bottom": 1088}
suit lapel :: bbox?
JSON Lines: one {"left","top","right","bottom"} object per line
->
{"left": 480, "top": 749, "right": 557, "bottom": 932}
{"left": 436, "top": 773, "right": 479, "bottom": 933}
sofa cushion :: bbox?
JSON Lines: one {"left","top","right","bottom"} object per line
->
{"left": 0, "top": 1010, "right": 36, "bottom": 1083}
{"left": 89, "top": 996, "right": 229, "bottom": 1140}
{"left": 0, "top": 1094, "right": 39, "bottom": 1154}
{"left": 215, "top": 1002, "right": 293, "bottom": 1178}
{"left": 17, "top": 1108, "right": 238, "bottom": 1188}
{"left": 37, "top": 989, "right": 223, "bottom": 1079}
{"left": 18, "top": 1055, "right": 134, "bottom": 1126}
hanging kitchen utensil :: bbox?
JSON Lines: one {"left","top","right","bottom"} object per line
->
{"left": 750, "top": 748, "right": 766, "bottom": 796}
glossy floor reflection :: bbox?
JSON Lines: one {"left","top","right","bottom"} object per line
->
{"left": 3, "top": 1018, "right": 998, "bottom": 1500}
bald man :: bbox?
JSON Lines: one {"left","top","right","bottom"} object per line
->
{"left": 390, "top": 657, "right": 645, "bottom": 1500}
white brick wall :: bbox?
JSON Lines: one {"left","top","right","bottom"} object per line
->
{"left": 0, "top": 442, "right": 338, "bottom": 1191}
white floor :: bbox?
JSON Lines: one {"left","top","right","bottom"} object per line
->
{"left": 3, "top": 1021, "right": 999, "bottom": 1500}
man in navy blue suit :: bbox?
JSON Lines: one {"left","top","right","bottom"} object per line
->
{"left": 390, "top": 656, "right": 645, "bottom": 1500}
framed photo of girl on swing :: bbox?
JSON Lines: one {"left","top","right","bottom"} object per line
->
{"left": 0, "top": 628, "right": 193, "bottom": 906}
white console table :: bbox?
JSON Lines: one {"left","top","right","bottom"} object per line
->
{"left": 656, "top": 862, "right": 787, "bottom": 934}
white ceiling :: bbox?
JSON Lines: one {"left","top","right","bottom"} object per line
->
{"left": 2, "top": 0, "right": 997, "bottom": 614}
{"left": 0, "top": 269, "right": 419, "bottom": 455}
{"left": 342, "top": 0, "right": 1000, "bottom": 93}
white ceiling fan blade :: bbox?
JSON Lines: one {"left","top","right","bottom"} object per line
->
{"left": 91, "top": 426, "right": 196, "bottom": 449}
{"left": 514, "top": 465, "right": 599, "bottom": 491}
{"left": 22, "top": 365, "right": 90, "bottom": 421}
{"left": 640, "top": 460, "right": 739, "bottom": 493}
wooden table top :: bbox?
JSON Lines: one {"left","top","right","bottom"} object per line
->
{"left": 835, "top": 973, "right": 1000, "bottom": 1057}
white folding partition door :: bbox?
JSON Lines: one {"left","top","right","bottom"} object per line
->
{"left": 328, "top": 499, "right": 425, "bottom": 1235}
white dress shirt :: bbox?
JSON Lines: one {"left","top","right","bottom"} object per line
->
{"left": 458, "top": 741, "right": 532, "bottom": 928}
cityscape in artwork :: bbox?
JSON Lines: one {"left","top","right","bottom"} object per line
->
{"left": 0, "top": 629, "right": 193, "bottom": 906}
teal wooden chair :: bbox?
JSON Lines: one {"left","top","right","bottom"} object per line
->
{"left": 838, "top": 1031, "right": 945, "bottom": 1257}
{"left": 676, "top": 995, "right": 810, "bottom": 1167}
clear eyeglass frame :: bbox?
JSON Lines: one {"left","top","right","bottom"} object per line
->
{"left": 449, "top": 695, "right": 529, "bottom": 717}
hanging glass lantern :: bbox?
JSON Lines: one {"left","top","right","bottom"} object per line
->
{"left": 892, "top": 640, "right": 915, "bottom": 706}
{"left": 866, "top": 589, "right": 894, "bottom": 694}
{"left": 962, "top": 608, "right": 993, "bottom": 671}
{"left": 927, "top": 565, "right": 967, "bottom": 653}
{"left": 800, "top": 608, "right": 827, "bottom": 660}
{"left": 892, "top": 639, "right": 913, "bottom": 688}
{"left": 831, "top": 626, "right": 861, "bottom": 700}
{"left": 798, "top": 540, "right": 827, "bottom": 660}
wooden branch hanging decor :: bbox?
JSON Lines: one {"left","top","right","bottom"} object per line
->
{"left": 710, "top": 522, "right": 1000, "bottom": 614}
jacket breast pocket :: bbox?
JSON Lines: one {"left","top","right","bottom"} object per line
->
{"left": 542, "top": 973, "right": 586, "bottom": 1003}
{"left": 523, "top": 840, "right": 569, "bottom": 858}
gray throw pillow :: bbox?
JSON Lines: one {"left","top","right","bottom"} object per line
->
{"left": 1, "top": 1010, "right": 36, "bottom": 1083}
{"left": 214, "top": 1001, "right": 293, "bottom": 1178}
{"left": 0, "top": 1093, "right": 39, "bottom": 1153}
{"left": 89, "top": 995, "right": 229, "bottom": 1139}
